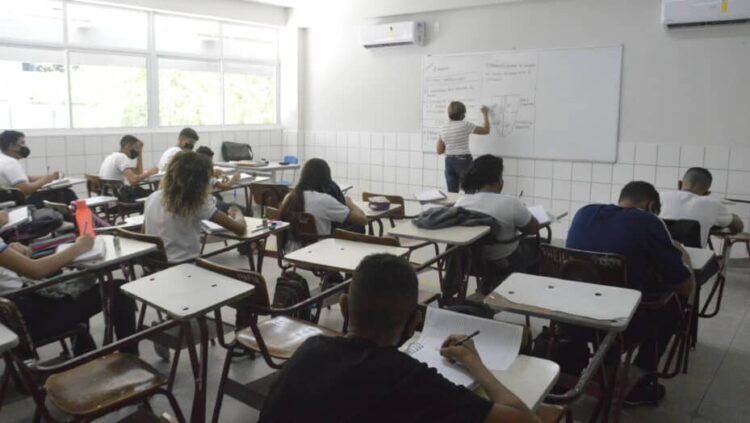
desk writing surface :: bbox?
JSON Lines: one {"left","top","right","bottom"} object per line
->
{"left": 388, "top": 221, "right": 490, "bottom": 245}
{"left": 485, "top": 273, "right": 641, "bottom": 331}
{"left": 0, "top": 322, "right": 19, "bottom": 353}
{"left": 218, "top": 161, "right": 301, "bottom": 172}
{"left": 121, "top": 264, "right": 253, "bottom": 319}
{"left": 207, "top": 217, "right": 289, "bottom": 240}
{"left": 85, "top": 196, "right": 118, "bottom": 208}
{"left": 685, "top": 246, "right": 715, "bottom": 272}
{"left": 284, "top": 238, "right": 409, "bottom": 273}
{"left": 352, "top": 200, "right": 403, "bottom": 219}
{"left": 486, "top": 356, "right": 559, "bottom": 410}
{"left": 39, "top": 177, "right": 86, "bottom": 191}
{"left": 75, "top": 234, "right": 157, "bottom": 270}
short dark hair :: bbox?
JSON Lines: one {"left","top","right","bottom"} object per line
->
{"left": 349, "top": 254, "right": 418, "bottom": 334}
{"left": 619, "top": 181, "right": 661, "bottom": 208}
{"left": 195, "top": 146, "right": 214, "bottom": 158}
{"left": 448, "top": 101, "right": 467, "bottom": 121}
{"left": 461, "top": 154, "right": 504, "bottom": 194}
{"left": 120, "top": 135, "right": 140, "bottom": 150}
{"left": 179, "top": 127, "right": 199, "bottom": 142}
{"left": 0, "top": 130, "right": 25, "bottom": 152}
{"left": 683, "top": 167, "right": 713, "bottom": 191}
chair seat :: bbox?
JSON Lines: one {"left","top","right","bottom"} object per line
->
{"left": 45, "top": 353, "right": 167, "bottom": 416}
{"left": 236, "top": 316, "right": 338, "bottom": 360}
{"left": 418, "top": 289, "right": 440, "bottom": 306}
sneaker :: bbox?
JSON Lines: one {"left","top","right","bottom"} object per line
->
{"left": 623, "top": 382, "right": 666, "bottom": 407}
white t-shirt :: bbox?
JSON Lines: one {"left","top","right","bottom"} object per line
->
{"left": 143, "top": 190, "right": 218, "bottom": 263}
{"left": 0, "top": 153, "right": 29, "bottom": 189}
{"left": 659, "top": 190, "right": 734, "bottom": 247}
{"left": 303, "top": 191, "right": 351, "bottom": 236}
{"left": 454, "top": 192, "right": 533, "bottom": 260}
{"left": 158, "top": 146, "right": 182, "bottom": 171}
{"left": 439, "top": 120, "right": 477, "bottom": 156}
{"left": 99, "top": 152, "right": 137, "bottom": 184}
{"left": 0, "top": 241, "right": 24, "bottom": 294}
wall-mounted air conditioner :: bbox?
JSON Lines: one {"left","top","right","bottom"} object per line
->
{"left": 360, "top": 21, "right": 424, "bottom": 48}
{"left": 662, "top": 0, "right": 750, "bottom": 26}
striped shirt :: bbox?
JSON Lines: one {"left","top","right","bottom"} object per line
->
{"left": 439, "top": 120, "right": 477, "bottom": 155}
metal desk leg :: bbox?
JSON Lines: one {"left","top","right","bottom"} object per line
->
{"left": 186, "top": 316, "right": 210, "bottom": 423}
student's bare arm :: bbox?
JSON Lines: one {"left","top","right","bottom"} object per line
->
{"left": 436, "top": 138, "right": 446, "bottom": 155}
{"left": 0, "top": 235, "right": 94, "bottom": 280}
{"left": 211, "top": 209, "right": 247, "bottom": 236}
{"left": 474, "top": 106, "right": 491, "bottom": 135}
{"left": 728, "top": 214, "right": 745, "bottom": 234}
{"left": 123, "top": 168, "right": 158, "bottom": 186}
{"left": 15, "top": 173, "right": 58, "bottom": 196}
{"left": 214, "top": 173, "right": 240, "bottom": 191}
{"left": 344, "top": 197, "right": 368, "bottom": 226}
{"left": 440, "top": 336, "right": 539, "bottom": 423}
{"left": 520, "top": 216, "right": 541, "bottom": 235}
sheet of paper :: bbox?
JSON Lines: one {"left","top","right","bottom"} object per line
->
{"left": 415, "top": 189, "right": 446, "bottom": 202}
{"left": 201, "top": 220, "right": 229, "bottom": 234}
{"left": 527, "top": 205, "right": 552, "bottom": 225}
{"left": 0, "top": 207, "right": 30, "bottom": 232}
{"left": 42, "top": 178, "right": 70, "bottom": 188}
{"left": 57, "top": 237, "right": 106, "bottom": 263}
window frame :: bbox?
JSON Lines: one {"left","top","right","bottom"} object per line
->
{"left": 0, "top": 0, "right": 281, "bottom": 132}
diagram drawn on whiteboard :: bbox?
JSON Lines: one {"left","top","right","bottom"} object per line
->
{"left": 490, "top": 95, "right": 521, "bottom": 137}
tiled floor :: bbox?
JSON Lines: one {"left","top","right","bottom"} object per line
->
{"left": 2, "top": 242, "right": 749, "bottom": 422}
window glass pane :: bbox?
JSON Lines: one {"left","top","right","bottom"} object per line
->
{"left": 222, "top": 24, "right": 278, "bottom": 61}
{"left": 158, "top": 58, "right": 221, "bottom": 126}
{"left": 0, "top": 0, "right": 63, "bottom": 44}
{"left": 69, "top": 53, "right": 147, "bottom": 128}
{"left": 155, "top": 15, "right": 220, "bottom": 57}
{"left": 67, "top": 3, "right": 148, "bottom": 50}
{"left": 0, "top": 47, "right": 68, "bottom": 129}
{"left": 224, "top": 63, "right": 276, "bottom": 125}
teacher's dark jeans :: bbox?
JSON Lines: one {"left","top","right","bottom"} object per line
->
{"left": 444, "top": 155, "right": 473, "bottom": 193}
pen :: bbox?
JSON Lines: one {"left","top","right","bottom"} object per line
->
{"left": 519, "top": 190, "right": 524, "bottom": 198}
{"left": 453, "top": 330, "right": 480, "bottom": 347}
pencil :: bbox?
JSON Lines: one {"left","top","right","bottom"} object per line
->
{"left": 454, "top": 330, "right": 480, "bottom": 347}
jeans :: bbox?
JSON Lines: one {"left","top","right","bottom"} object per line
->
{"left": 444, "top": 155, "right": 473, "bottom": 193}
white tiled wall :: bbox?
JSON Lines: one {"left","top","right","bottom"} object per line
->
{"left": 297, "top": 131, "right": 750, "bottom": 256}
{"left": 21, "top": 128, "right": 294, "bottom": 197}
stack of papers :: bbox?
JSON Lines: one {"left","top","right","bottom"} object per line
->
{"left": 201, "top": 220, "right": 230, "bottom": 234}
{"left": 236, "top": 160, "right": 268, "bottom": 168}
{"left": 405, "top": 307, "right": 523, "bottom": 388}
{"left": 414, "top": 189, "right": 446, "bottom": 202}
{"left": 57, "top": 237, "right": 107, "bottom": 263}
{"left": 0, "top": 207, "right": 30, "bottom": 233}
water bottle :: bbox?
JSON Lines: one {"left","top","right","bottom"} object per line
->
{"left": 74, "top": 199, "right": 95, "bottom": 237}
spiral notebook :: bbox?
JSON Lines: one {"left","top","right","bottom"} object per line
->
{"left": 405, "top": 307, "right": 523, "bottom": 388}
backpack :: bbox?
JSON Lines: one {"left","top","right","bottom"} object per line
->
{"left": 272, "top": 271, "right": 316, "bottom": 322}
{"left": 221, "top": 141, "right": 254, "bottom": 161}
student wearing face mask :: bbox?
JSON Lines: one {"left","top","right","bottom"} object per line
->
{"left": 0, "top": 130, "right": 77, "bottom": 204}
{"left": 100, "top": 135, "right": 159, "bottom": 187}
{"left": 158, "top": 127, "right": 199, "bottom": 171}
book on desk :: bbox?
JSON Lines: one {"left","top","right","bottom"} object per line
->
{"left": 0, "top": 206, "right": 30, "bottom": 233}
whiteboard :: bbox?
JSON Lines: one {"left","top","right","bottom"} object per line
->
{"left": 422, "top": 46, "right": 622, "bottom": 162}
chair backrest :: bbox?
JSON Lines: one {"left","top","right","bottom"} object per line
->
{"left": 99, "top": 178, "right": 125, "bottom": 197}
{"left": 250, "top": 183, "right": 290, "bottom": 217}
{"left": 84, "top": 174, "right": 102, "bottom": 197}
{"left": 662, "top": 218, "right": 702, "bottom": 248}
{"left": 334, "top": 228, "right": 399, "bottom": 247}
{"left": 195, "top": 258, "right": 271, "bottom": 309}
{"left": 116, "top": 228, "right": 170, "bottom": 271}
{"left": 267, "top": 206, "right": 320, "bottom": 252}
{"left": 362, "top": 192, "right": 405, "bottom": 220}
{"left": 538, "top": 244, "right": 628, "bottom": 288}
{"left": 0, "top": 298, "right": 37, "bottom": 359}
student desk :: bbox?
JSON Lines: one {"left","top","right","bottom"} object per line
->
{"left": 484, "top": 273, "right": 641, "bottom": 422}
{"left": 685, "top": 246, "right": 716, "bottom": 273}
{"left": 485, "top": 356, "right": 560, "bottom": 411}
{"left": 70, "top": 234, "right": 157, "bottom": 344}
{"left": 408, "top": 192, "right": 460, "bottom": 207}
{"left": 38, "top": 177, "right": 86, "bottom": 192}
{"left": 214, "top": 175, "right": 270, "bottom": 211}
{"left": 284, "top": 238, "right": 409, "bottom": 273}
{"left": 352, "top": 200, "right": 403, "bottom": 236}
{"left": 121, "top": 264, "right": 254, "bottom": 423}
{"left": 200, "top": 217, "right": 289, "bottom": 273}
{"left": 84, "top": 196, "right": 118, "bottom": 208}
{"left": 0, "top": 322, "right": 19, "bottom": 354}
{"left": 216, "top": 161, "right": 300, "bottom": 184}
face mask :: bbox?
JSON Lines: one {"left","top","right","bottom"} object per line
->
{"left": 184, "top": 143, "right": 195, "bottom": 151}
{"left": 18, "top": 146, "right": 30, "bottom": 158}
{"left": 128, "top": 150, "right": 140, "bottom": 160}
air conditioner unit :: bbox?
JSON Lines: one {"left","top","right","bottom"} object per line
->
{"left": 360, "top": 21, "right": 424, "bottom": 48}
{"left": 662, "top": 0, "right": 750, "bottom": 26}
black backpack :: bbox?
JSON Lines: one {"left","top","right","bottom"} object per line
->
{"left": 272, "top": 271, "right": 316, "bottom": 322}
{"left": 221, "top": 141, "right": 254, "bottom": 161}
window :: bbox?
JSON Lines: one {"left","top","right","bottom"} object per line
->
{"left": 0, "top": 47, "right": 68, "bottom": 129}
{"left": 222, "top": 24, "right": 278, "bottom": 61}
{"left": 159, "top": 58, "right": 221, "bottom": 126}
{"left": 0, "top": 0, "right": 64, "bottom": 44}
{"left": 224, "top": 63, "right": 276, "bottom": 125}
{"left": 67, "top": 3, "right": 148, "bottom": 50}
{"left": 70, "top": 53, "right": 148, "bottom": 128}
{"left": 155, "top": 15, "right": 220, "bottom": 57}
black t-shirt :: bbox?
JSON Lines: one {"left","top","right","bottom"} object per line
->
{"left": 260, "top": 336, "right": 493, "bottom": 423}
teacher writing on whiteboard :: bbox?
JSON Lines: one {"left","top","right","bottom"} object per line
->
{"left": 436, "top": 101, "right": 491, "bottom": 193}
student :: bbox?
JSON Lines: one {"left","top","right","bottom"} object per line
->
{"left": 260, "top": 254, "right": 539, "bottom": 423}
{"left": 454, "top": 155, "right": 540, "bottom": 290}
{"left": 566, "top": 181, "right": 695, "bottom": 405}
{"left": 436, "top": 102, "right": 491, "bottom": 193}
{"left": 0, "top": 211, "right": 136, "bottom": 355}
{"left": 99, "top": 135, "right": 159, "bottom": 200}
{"left": 279, "top": 158, "right": 367, "bottom": 243}
{"left": 195, "top": 146, "right": 241, "bottom": 213}
{"left": 157, "top": 127, "right": 199, "bottom": 171}
{"left": 0, "top": 130, "right": 77, "bottom": 204}
{"left": 144, "top": 151, "right": 247, "bottom": 263}
{"left": 660, "top": 167, "right": 744, "bottom": 247}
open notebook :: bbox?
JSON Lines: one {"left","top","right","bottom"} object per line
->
{"left": 414, "top": 189, "right": 446, "bottom": 202}
{"left": 405, "top": 307, "right": 523, "bottom": 388}
{"left": 201, "top": 220, "right": 230, "bottom": 234}
{"left": 0, "top": 207, "right": 30, "bottom": 233}
{"left": 42, "top": 178, "right": 70, "bottom": 189}
{"left": 56, "top": 237, "right": 106, "bottom": 263}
